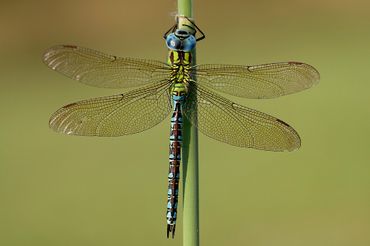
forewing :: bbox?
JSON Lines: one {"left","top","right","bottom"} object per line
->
{"left": 49, "top": 81, "right": 172, "bottom": 136}
{"left": 194, "top": 62, "right": 319, "bottom": 98}
{"left": 183, "top": 82, "right": 301, "bottom": 151}
{"left": 43, "top": 45, "right": 170, "bottom": 88}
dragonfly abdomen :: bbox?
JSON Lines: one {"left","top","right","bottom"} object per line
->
{"left": 166, "top": 94, "right": 184, "bottom": 238}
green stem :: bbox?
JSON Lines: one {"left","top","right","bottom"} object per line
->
{"left": 178, "top": 0, "right": 192, "bottom": 17}
{"left": 177, "top": 1, "right": 200, "bottom": 246}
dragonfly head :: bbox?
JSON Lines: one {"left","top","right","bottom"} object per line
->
{"left": 166, "top": 29, "right": 196, "bottom": 52}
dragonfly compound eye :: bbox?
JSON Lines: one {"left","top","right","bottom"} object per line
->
{"left": 181, "top": 36, "right": 196, "bottom": 52}
{"left": 166, "top": 33, "right": 196, "bottom": 52}
{"left": 166, "top": 33, "right": 182, "bottom": 51}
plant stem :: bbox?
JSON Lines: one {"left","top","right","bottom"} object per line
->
{"left": 177, "top": 1, "right": 200, "bottom": 246}
{"left": 178, "top": 0, "right": 192, "bottom": 17}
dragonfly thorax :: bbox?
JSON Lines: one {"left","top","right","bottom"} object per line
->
{"left": 168, "top": 50, "right": 192, "bottom": 66}
{"left": 168, "top": 50, "right": 192, "bottom": 90}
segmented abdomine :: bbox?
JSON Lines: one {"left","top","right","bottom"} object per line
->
{"left": 166, "top": 97, "right": 184, "bottom": 238}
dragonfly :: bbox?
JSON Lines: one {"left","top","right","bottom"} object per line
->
{"left": 43, "top": 17, "right": 319, "bottom": 238}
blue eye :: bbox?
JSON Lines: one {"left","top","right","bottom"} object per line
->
{"left": 166, "top": 32, "right": 196, "bottom": 52}
{"left": 181, "top": 36, "right": 196, "bottom": 52}
{"left": 166, "top": 33, "right": 181, "bottom": 50}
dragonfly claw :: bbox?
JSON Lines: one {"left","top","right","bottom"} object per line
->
{"left": 167, "top": 224, "right": 176, "bottom": 239}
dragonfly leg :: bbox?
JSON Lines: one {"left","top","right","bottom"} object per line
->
{"left": 177, "top": 15, "right": 205, "bottom": 41}
{"left": 163, "top": 24, "right": 177, "bottom": 40}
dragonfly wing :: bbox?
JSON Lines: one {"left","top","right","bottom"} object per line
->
{"left": 43, "top": 45, "right": 170, "bottom": 88}
{"left": 194, "top": 62, "right": 319, "bottom": 98}
{"left": 183, "top": 82, "right": 301, "bottom": 151}
{"left": 49, "top": 80, "right": 172, "bottom": 136}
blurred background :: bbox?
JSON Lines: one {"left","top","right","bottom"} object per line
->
{"left": 1, "top": 0, "right": 369, "bottom": 245}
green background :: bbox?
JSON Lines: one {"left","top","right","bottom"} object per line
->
{"left": 1, "top": 1, "right": 369, "bottom": 245}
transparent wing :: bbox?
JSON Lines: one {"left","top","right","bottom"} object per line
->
{"left": 183, "top": 82, "right": 301, "bottom": 151}
{"left": 194, "top": 62, "right": 319, "bottom": 99}
{"left": 43, "top": 45, "right": 171, "bottom": 88}
{"left": 49, "top": 80, "right": 172, "bottom": 136}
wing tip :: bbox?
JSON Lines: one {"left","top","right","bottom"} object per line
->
{"left": 42, "top": 44, "right": 79, "bottom": 66}
{"left": 285, "top": 139, "right": 301, "bottom": 152}
{"left": 288, "top": 61, "right": 321, "bottom": 84}
{"left": 275, "top": 118, "right": 302, "bottom": 152}
{"left": 48, "top": 104, "right": 77, "bottom": 135}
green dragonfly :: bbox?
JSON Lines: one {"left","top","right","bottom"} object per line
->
{"left": 43, "top": 18, "right": 319, "bottom": 238}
